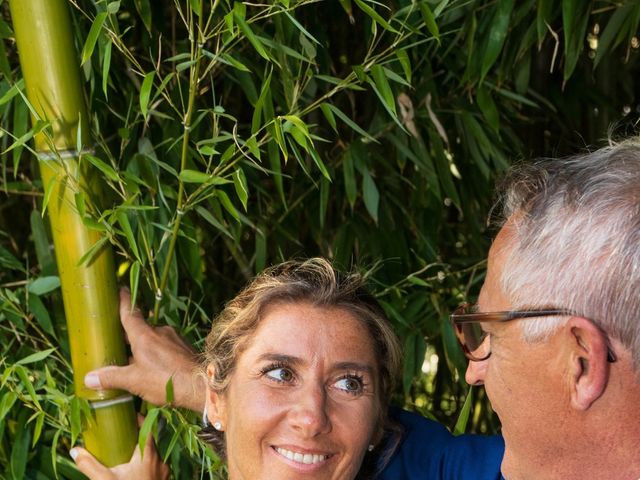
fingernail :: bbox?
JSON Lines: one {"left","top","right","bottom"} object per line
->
{"left": 69, "top": 448, "right": 79, "bottom": 461}
{"left": 84, "top": 372, "right": 102, "bottom": 389}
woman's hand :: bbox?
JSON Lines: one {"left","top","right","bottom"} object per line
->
{"left": 83, "top": 288, "right": 206, "bottom": 412}
{"left": 70, "top": 424, "right": 170, "bottom": 480}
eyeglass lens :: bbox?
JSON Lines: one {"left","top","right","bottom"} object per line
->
{"left": 455, "top": 322, "right": 490, "bottom": 361}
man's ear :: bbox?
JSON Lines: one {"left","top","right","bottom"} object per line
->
{"left": 205, "top": 364, "right": 227, "bottom": 427}
{"left": 566, "top": 317, "right": 610, "bottom": 410}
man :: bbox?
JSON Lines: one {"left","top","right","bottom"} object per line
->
{"left": 74, "top": 139, "right": 639, "bottom": 479}
{"left": 450, "top": 138, "right": 640, "bottom": 478}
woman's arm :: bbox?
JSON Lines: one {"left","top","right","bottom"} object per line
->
{"left": 83, "top": 289, "right": 206, "bottom": 412}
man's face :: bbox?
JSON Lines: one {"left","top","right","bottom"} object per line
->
{"left": 465, "top": 222, "right": 573, "bottom": 478}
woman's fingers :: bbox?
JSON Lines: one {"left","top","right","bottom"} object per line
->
{"left": 70, "top": 447, "right": 114, "bottom": 480}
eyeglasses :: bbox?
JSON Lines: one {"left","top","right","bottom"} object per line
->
{"left": 450, "top": 303, "right": 617, "bottom": 363}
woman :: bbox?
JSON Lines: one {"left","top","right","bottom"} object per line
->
{"left": 72, "top": 258, "right": 504, "bottom": 479}
{"left": 72, "top": 258, "right": 404, "bottom": 479}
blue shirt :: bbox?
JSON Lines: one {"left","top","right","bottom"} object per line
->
{"left": 378, "top": 408, "right": 504, "bottom": 479}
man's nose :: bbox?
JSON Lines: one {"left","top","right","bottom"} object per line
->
{"left": 465, "top": 358, "right": 488, "bottom": 386}
{"left": 288, "top": 385, "right": 332, "bottom": 438}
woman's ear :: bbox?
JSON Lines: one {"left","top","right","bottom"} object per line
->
{"left": 205, "top": 364, "right": 227, "bottom": 427}
{"left": 567, "top": 317, "right": 610, "bottom": 410}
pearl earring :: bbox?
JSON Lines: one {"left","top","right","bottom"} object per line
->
{"left": 213, "top": 421, "right": 223, "bottom": 431}
{"left": 368, "top": 444, "right": 374, "bottom": 452}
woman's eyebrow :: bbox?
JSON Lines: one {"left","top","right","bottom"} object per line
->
{"left": 256, "top": 353, "right": 302, "bottom": 365}
{"left": 333, "top": 362, "right": 374, "bottom": 375}
{"left": 256, "top": 355, "right": 374, "bottom": 374}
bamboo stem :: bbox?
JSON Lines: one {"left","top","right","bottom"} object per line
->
{"left": 153, "top": 3, "right": 205, "bottom": 320}
{"left": 9, "top": 0, "right": 137, "bottom": 466}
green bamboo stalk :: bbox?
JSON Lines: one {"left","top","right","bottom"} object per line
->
{"left": 9, "top": 0, "right": 137, "bottom": 466}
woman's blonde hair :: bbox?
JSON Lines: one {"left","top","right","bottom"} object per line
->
{"left": 200, "top": 257, "right": 402, "bottom": 470}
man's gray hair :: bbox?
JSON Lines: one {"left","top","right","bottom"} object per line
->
{"left": 496, "top": 138, "right": 640, "bottom": 369}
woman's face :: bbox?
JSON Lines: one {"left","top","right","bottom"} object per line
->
{"left": 206, "top": 302, "right": 381, "bottom": 480}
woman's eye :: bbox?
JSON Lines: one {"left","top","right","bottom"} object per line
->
{"left": 334, "top": 376, "right": 364, "bottom": 394}
{"left": 265, "top": 367, "right": 294, "bottom": 383}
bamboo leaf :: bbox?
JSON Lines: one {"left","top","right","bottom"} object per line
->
{"left": 418, "top": 2, "right": 440, "bottom": 41}
{"left": 562, "top": 0, "right": 590, "bottom": 83}
{"left": 232, "top": 168, "right": 249, "bottom": 211}
{"left": 81, "top": 12, "right": 107, "bottom": 65}
{"left": 453, "top": 388, "right": 474, "bottom": 435}
{"left": 593, "top": 3, "right": 635, "bottom": 69}
{"left": 129, "top": 261, "right": 141, "bottom": 307}
{"left": 107, "top": 2, "right": 121, "bottom": 14}
{"left": 77, "top": 236, "right": 109, "bottom": 267}
{"left": 252, "top": 71, "right": 272, "bottom": 134}
{"left": 31, "top": 411, "right": 45, "bottom": 447}
{"left": 133, "top": 0, "right": 152, "bottom": 32}
{"left": 219, "top": 53, "right": 251, "bottom": 72}
{"left": 267, "top": 140, "right": 286, "bottom": 205}
{"left": 309, "top": 147, "right": 331, "bottom": 181}
{"left": 476, "top": 86, "right": 499, "bottom": 133}
{"left": 70, "top": 396, "right": 82, "bottom": 445}
{"left": 0, "top": 392, "right": 18, "bottom": 423}
{"left": 362, "top": 168, "right": 379, "bottom": 223}
{"left": 14, "top": 366, "right": 40, "bottom": 409}
{"left": 28, "top": 276, "right": 61, "bottom": 296}
{"left": 396, "top": 49, "right": 412, "bottom": 83}
{"left": 16, "top": 348, "right": 56, "bottom": 365}
{"left": 138, "top": 408, "right": 161, "bottom": 455}
{"left": 233, "top": 11, "right": 272, "bottom": 62}
{"left": 30, "top": 210, "right": 55, "bottom": 276}
{"left": 0, "top": 245, "right": 25, "bottom": 272}
{"left": 117, "top": 210, "right": 141, "bottom": 261}
{"left": 0, "top": 79, "right": 24, "bottom": 106}
{"left": 165, "top": 377, "right": 174, "bottom": 404}
{"left": 10, "top": 412, "right": 29, "bottom": 480}
{"left": 480, "top": 0, "right": 515, "bottom": 82}
{"left": 353, "top": 0, "right": 398, "bottom": 33}
{"left": 27, "top": 294, "right": 56, "bottom": 337}
{"left": 140, "top": 71, "right": 155, "bottom": 120}
{"left": 370, "top": 65, "right": 396, "bottom": 115}
{"left": 245, "top": 136, "right": 262, "bottom": 161}
{"left": 323, "top": 103, "right": 378, "bottom": 143}
{"left": 320, "top": 103, "right": 338, "bottom": 133}
{"left": 195, "top": 206, "right": 233, "bottom": 239}
{"left": 102, "top": 38, "right": 112, "bottom": 97}
{"left": 216, "top": 190, "right": 240, "bottom": 221}
{"left": 536, "top": 0, "right": 554, "bottom": 47}
{"left": 342, "top": 148, "right": 357, "bottom": 208}
{"left": 179, "top": 170, "right": 211, "bottom": 184}
{"left": 84, "top": 154, "right": 119, "bottom": 182}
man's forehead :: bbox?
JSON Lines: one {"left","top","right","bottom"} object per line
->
{"left": 489, "top": 218, "right": 519, "bottom": 261}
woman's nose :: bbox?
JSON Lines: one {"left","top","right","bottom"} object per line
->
{"left": 288, "top": 385, "right": 332, "bottom": 438}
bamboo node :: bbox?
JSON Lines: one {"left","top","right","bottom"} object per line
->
{"left": 37, "top": 147, "right": 95, "bottom": 160}
{"left": 90, "top": 395, "right": 134, "bottom": 410}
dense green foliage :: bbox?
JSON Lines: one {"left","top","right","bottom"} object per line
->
{"left": 1, "top": 0, "right": 638, "bottom": 477}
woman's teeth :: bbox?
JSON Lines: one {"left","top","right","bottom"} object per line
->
{"left": 275, "top": 447, "right": 329, "bottom": 465}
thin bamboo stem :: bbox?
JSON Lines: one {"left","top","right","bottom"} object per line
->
{"left": 153, "top": 3, "right": 205, "bottom": 320}
{"left": 9, "top": 0, "right": 137, "bottom": 466}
